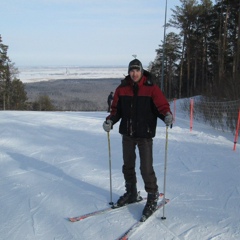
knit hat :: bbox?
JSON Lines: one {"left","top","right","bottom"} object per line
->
{"left": 128, "top": 59, "right": 143, "bottom": 74}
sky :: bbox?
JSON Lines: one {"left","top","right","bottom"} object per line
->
{"left": 1, "top": 0, "right": 181, "bottom": 67}
{"left": 0, "top": 99, "right": 240, "bottom": 239}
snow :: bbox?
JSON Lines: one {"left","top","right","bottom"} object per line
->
{"left": 18, "top": 66, "right": 127, "bottom": 83}
{"left": 0, "top": 99, "right": 240, "bottom": 240}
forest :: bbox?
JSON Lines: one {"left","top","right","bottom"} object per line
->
{"left": 149, "top": 0, "right": 240, "bottom": 101}
{"left": 25, "top": 78, "right": 120, "bottom": 111}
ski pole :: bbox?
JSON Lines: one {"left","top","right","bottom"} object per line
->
{"left": 161, "top": 125, "right": 169, "bottom": 220}
{"left": 107, "top": 132, "right": 114, "bottom": 205}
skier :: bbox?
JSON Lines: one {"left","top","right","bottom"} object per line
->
{"left": 107, "top": 92, "right": 114, "bottom": 112}
{"left": 102, "top": 59, "right": 173, "bottom": 219}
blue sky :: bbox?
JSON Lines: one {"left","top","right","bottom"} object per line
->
{"left": 1, "top": 0, "right": 181, "bottom": 67}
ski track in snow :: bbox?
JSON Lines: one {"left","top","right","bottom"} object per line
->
{"left": 0, "top": 100, "right": 240, "bottom": 239}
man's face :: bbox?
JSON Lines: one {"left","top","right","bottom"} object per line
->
{"left": 129, "top": 69, "right": 142, "bottom": 82}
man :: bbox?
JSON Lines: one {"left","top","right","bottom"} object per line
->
{"left": 107, "top": 92, "right": 114, "bottom": 112}
{"left": 103, "top": 59, "right": 173, "bottom": 219}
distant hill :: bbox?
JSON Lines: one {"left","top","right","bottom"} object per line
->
{"left": 24, "top": 78, "right": 121, "bottom": 111}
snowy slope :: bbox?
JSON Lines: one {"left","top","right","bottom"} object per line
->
{"left": 0, "top": 100, "right": 240, "bottom": 240}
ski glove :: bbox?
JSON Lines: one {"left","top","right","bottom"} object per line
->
{"left": 164, "top": 112, "right": 173, "bottom": 126}
{"left": 103, "top": 120, "right": 113, "bottom": 132}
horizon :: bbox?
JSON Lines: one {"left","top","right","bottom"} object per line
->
{"left": 18, "top": 65, "right": 131, "bottom": 83}
{"left": 18, "top": 65, "right": 128, "bottom": 68}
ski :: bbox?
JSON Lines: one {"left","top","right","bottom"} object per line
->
{"left": 117, "top": 198, "right": 170, "bottom": 240}
{"left": 68, "top": 193, "right": 164, "bottom": 222}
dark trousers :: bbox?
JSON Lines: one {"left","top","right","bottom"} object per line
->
{"left": 122, "top": 135, "right": 158, "bottom": 193}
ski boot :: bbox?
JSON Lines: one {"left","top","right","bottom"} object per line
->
{"left": 141, "top": 191, "right": 159, "bottom": 222}
{"left": 113, "top": 183, "right": 142, "bottom": 208}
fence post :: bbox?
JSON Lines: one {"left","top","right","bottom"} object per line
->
{"left": 233, "top": 108, "right": 240, "bottom": 151}
{"left": 190, "top": 98, "right": 194, "bottom": 131}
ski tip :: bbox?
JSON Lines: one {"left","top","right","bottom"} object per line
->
{"left": 68, "top": 218, "right": 77, "bottom": 222}
{"left": 68, "top": 216, "right": 85, "bottom": 222}
{"left": 120, "top": 237, "right": 128, "bottom": 240}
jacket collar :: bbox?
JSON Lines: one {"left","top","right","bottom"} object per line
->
{"left": 125, "top": 70, "right": 153, "bottom": 86}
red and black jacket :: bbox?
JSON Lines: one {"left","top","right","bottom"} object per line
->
{"left": 107, "top": 70, "right": 171, "bottom": 138}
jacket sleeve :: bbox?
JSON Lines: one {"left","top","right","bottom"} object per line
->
{"left": 152, "top": 85, "right": 171, "bottom": 120}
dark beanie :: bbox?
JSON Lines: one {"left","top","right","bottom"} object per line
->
{"left": 128, "top": 59, "right": 143, "bottom": 74}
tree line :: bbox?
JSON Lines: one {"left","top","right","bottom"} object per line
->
{"left": 0, "top": 35, "right": 55, "bottom": 110}
{"left": 0, "top": 35, "right": 27, "bottom": 110}
{"left": 25, "top": 78, "right": 119, "bottom": 111}
{"left": 149, "top": 0, "right": 240, "bottom": 101}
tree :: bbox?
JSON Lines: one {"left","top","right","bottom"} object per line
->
{"left": 149, "top": 32, "right": 182, "bottom": 99}
{"left": 208, "top": 0, "right": 240, "bottom": 99}
{"left": 170, "top": 0, "right": 203, "bottom": 97}
{"left": 11, "top": 79, "right": 28, "bottom": 110}
{"left": 0, "top": 35, "right": 10, "bottom": 109}
{"left": 0, "top": 35, "right": 27, "bottom": 110}
{"left": 32, "top": 95, "right": 55, "bottom": 111}
{"left": 164, "top": 32, "right": 182, "bottom": 98}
